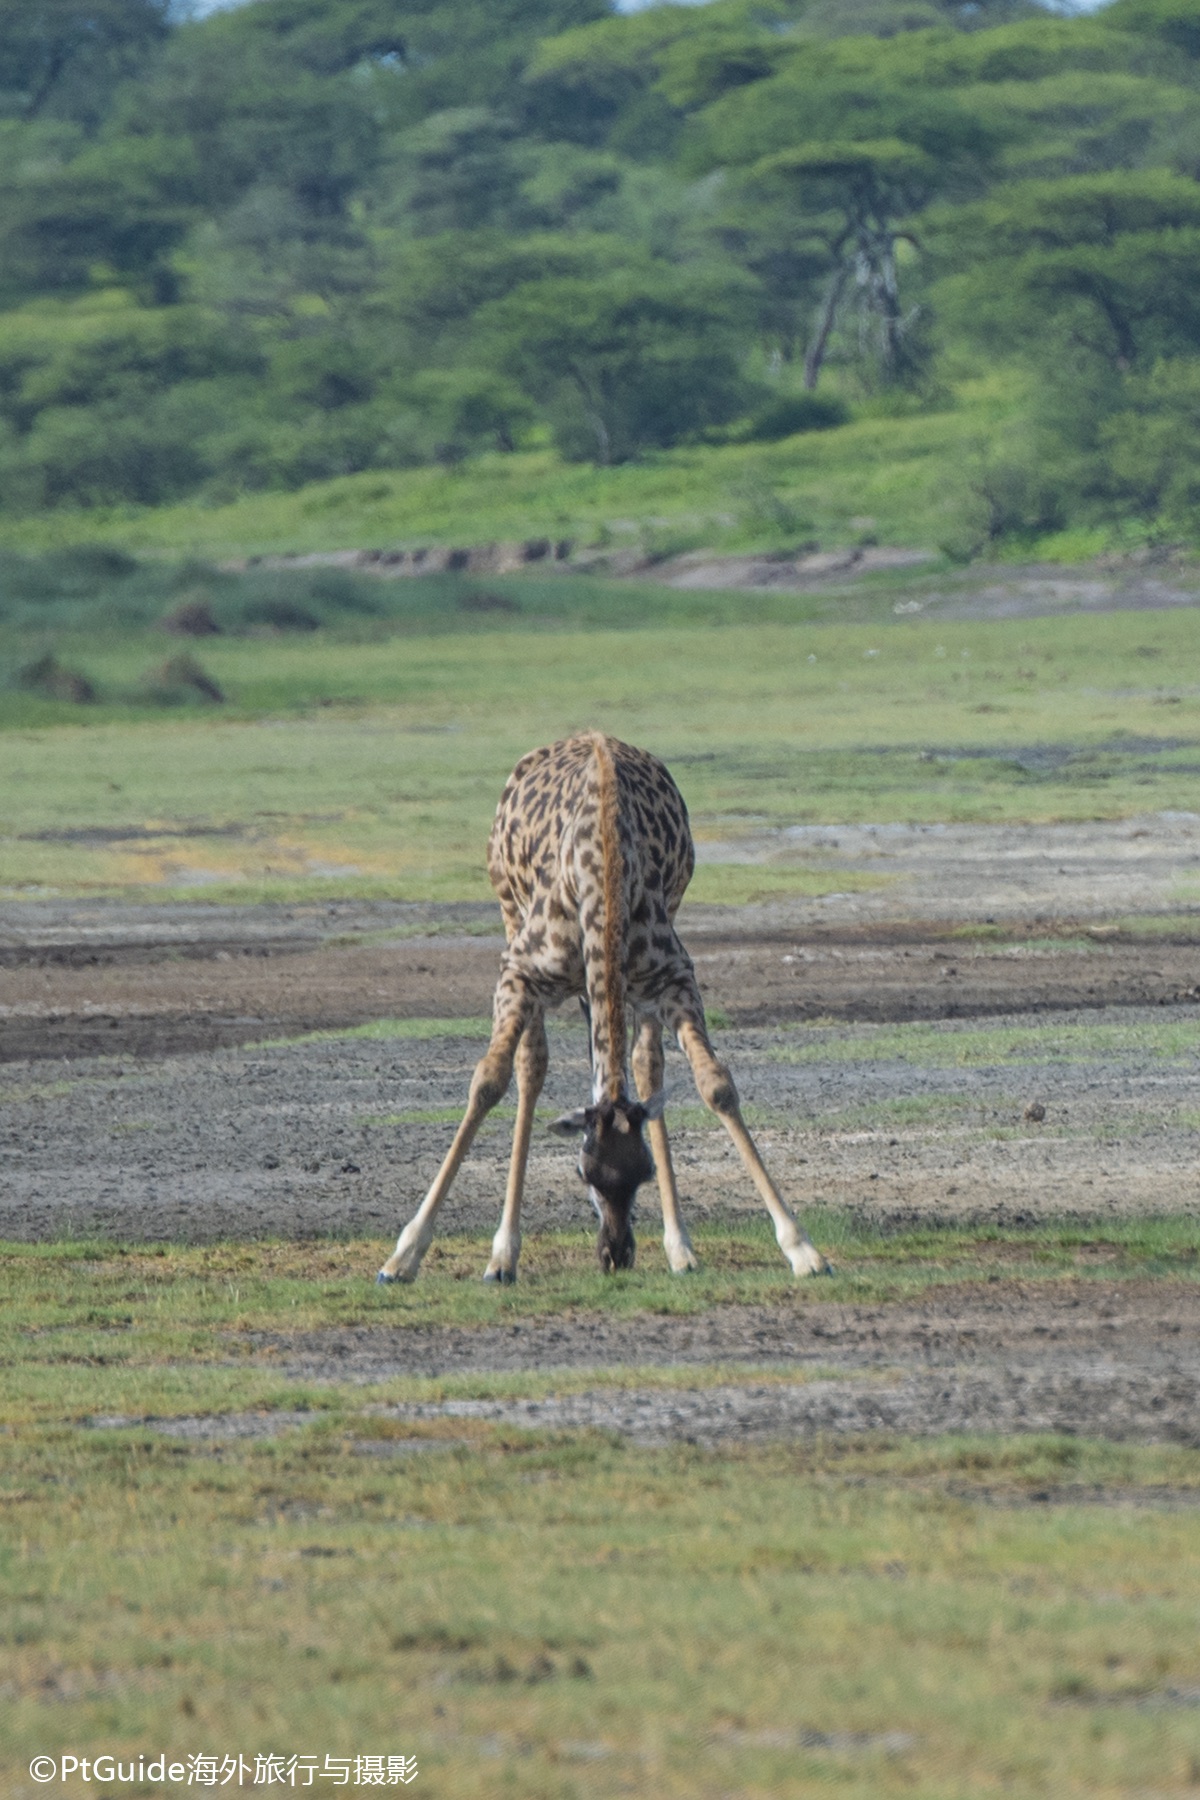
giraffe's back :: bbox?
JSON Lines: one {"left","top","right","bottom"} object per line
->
{"left": 487, "top": 735, "right": 694, "bottom": 992}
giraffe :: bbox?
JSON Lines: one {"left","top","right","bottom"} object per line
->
{"left": 377, "top": 732, "right": 828, "bottom": 1284}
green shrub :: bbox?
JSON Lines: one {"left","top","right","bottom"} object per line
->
{"left": 743, "top": 393, "right": 850, "bottom": 441}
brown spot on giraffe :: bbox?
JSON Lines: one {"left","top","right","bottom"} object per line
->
{"left": 377, "top": 733, "right": 828, "bottom": 1284}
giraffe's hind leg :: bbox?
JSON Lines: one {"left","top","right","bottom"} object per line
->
{"left": 378, "top": 971, "right": 532, "bottom": 1284}
{"left": 483, "top": 1010, "right": 548, "bottom": 1284}
{"left": 660, "top": 983, "right": 828, "bottom": 1278}
{"left": 632, "top": 1013, "right": 698, "bottom": 1273}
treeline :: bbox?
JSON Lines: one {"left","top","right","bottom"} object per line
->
{"left": 3, "top": 0, "right": 1200, "bottom": 548}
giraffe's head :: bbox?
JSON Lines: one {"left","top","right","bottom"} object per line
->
{"left": 550, "top": 1092, "right": 664, "bottom": 1272}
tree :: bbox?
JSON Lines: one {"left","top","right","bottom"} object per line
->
{"left": 399, "top": 368, "right": 535, "bottom": 458}
{"left": 0, "top": 0, "right": 171, "bottom": 126}
{"left": 708, "top": 184, "right": 836, "bottom": 370}
{"left": 377, "top": 230, "right": 624, "bottom": 364}
{"left": 1098, "top": 358, "right": 1200, "bottom": 534}
{"left": 682, "top": 32, "right": 998, "bottom": 386}
{"left": 932, "top": 172, "right": 1200, "bottom": 369}
{"left": 1101, "top": 0, "right": 1200, "bottom": 60}
{"left": 0, "top": 133, "right": 199, "bottom": 298}
{"left": 929, "top": 170, "right": 1200, "bottom": 543}
{"left": 476, "top": 264, "right": 756, "bottom": 462}
{"left": 384, "top": 108, "right": 534, "bottom": 237}
{"left": 750, "top": 140, "right": 939, "bottom": 387}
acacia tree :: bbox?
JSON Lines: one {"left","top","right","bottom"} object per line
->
{"left": 934, "top": 172, "right": 1200, "bottom": 370}
{"left": 476, "top": 264, "right": 755, "bottom": 463}
{"left": 749, "top": 140, "right": 951, "bottom": 389}
{"left": 0, "top": 0, "right": 171, "bottom": 124}
{"left": 928, "top": 171, "right": 1200, "bottom": 540}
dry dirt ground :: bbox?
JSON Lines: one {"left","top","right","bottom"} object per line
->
{"left": 214, "top": 1282, "right": 1199, "bottom": 1451}
{"left": 97, "top": 1282, "right": 1200, "bottom": 1452}
{"left": 8, "top": 987, "right": 1200, "bottom": 1245}
{"left": 5, "top": 817, "right": 1200, "bottom": 1448}
{"left": 242, "top": 543, "right": 1200, "bottom": 620}
{"left": 4, "top": 814, "right": 1200, "bottom": 1063}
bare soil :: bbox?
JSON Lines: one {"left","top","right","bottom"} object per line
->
{"left": 645, "top": 550, "right": 1200, "bottom": 622}
{"left": 4, "top": 815, "right": 1200, "bottom": 1064}
{"left": 245, "top": 1281, "right": 1200, "bottom": 1382}
{"left": 6, "top": 987, "right": 1200, "bottom": 1242}
{"left": 4, "top": 924, "right": 1200, "bottom": 1064}
{"left": 234, "top": 543, "right": 1200, "bottom": 623}
{"left": 4, "top": 818, "right": 1200, "bottom": 1244}
{"left": 105, "top": 1282, "right": 1200, "bottom": 1450}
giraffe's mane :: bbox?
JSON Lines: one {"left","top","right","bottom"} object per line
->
{"left": 587, "top": 732, "right": 626, "bottom": 1100}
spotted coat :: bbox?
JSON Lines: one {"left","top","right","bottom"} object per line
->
{"left": 488, "top": 732, "right": 697, "bottom": 1100}
{"left": 378, "top": 733, "right": 827, "bottom": 1285}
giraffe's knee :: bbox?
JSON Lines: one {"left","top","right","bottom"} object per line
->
{"left": 696, "top": 1060, "right": 738, "bottom": 1116}
{"left": 469, "top": 1054, "right": 513, "bottom": 1112}
{"left": 519, "top": 1032, "right": 549, "bottom": 1086}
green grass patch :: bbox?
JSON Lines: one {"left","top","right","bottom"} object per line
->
{"left": 950, "top": 929, "right": 1101, "bottom": 952}
{"left": 253, "top": 1017, "right": 493, "bottom": 1050}
{"left": 3, "top": 1217, "right": 1197, "bottom": 1425}
{"left": 0, "top": 386, "right": 1016, "bottom": 562}
{"left": 0, "top": 558, "right": 920, "bottom": 656}
{"left": 0, "top": 1076, "right": 76, "bottom": 1106}
{"left": 359, "top": 1107, "right": 497, "bottom": 1128}
{"left": 685, "top": 863, "right": 893, "bottom": 904}
{"left": 807, "top": 1093, "right": 982, "bottom": 1132}
{"left": 3, "top": 1209, "right": 1200, "bottom": 1794}
{"left": 770, "top": 1013, "right": 1200, "bottom": 1069}
{"left": 1111, "top": 914, "right": 1200, "bottom": 939}
{"left": 4, "top": 1423, "right": 1200, "bottom": 1797}
{"left": 5, "top": 605, "right": 1200, "bottom": 899}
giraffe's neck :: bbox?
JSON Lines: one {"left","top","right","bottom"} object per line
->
{"left": 590, "top": 1035, "right": 629, "bottom": 1106}
{"left": 587, "top": 732, "right": 628, "bottom": 1105}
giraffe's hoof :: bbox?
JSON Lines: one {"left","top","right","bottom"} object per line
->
{"left": 791, "top": 1252, "right": 833, "bottom": 1278}
{"left": 483, "top": 1267, "right": 517, "bottom": 1285}
{"left": 779, "top": 1233, "right": 831, "bottom": 1278}
{"left": 665, "top": 1244, "right": 700, "bottom": 1274}
{"left": 375, "top": 1270, "right": 395, "bottom": 1285}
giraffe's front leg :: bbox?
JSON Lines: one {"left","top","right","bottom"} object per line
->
{"left": 632, "top": 1012, "right": 698, "bottom": 1273}
{"left": 378, "top": 975, "right": 529, "bottom": 1284}
{"left": 663, "top": 989, "right": 829, "bottom": 1278}
{"left": 484, "top": 1012, "right": 548, "bottom": 1284}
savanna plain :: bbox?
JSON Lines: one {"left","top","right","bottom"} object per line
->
{"left": 4, "top": 557, "right": 1200, "bottom": 1799}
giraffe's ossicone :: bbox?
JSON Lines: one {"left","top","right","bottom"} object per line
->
{"left": 377, "top": 733, "right": 828, "bottom": 1285}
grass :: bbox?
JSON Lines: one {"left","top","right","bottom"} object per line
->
{"left": 9, "top": 388, "right": 1200, "bottom": 1794}
{"left": 768, "top": 1013, "right": 1200, "bottom": 1069}
{"left": 0, "top": 376, "right": 1021, "bottom": 562}
{"left": 1, "top": 1212, "right": 1199, "bottom": 1796}
{"left": 0, "top": 556, "right": 940, "bottom": 647}
{"left": 252, "top": 1017, "right": 496, "bottom": 1050}
{"left": 4, "top": 601, "right": 1200, "bottom": 899}
{"left": 7, "top": 1418, "right": 1200, "bottom": 1800}
{"left": 5, "top": 1218, "right": 1200, "bottom": 1796}
{"left": 5, "top": 1424, "right": 1200, "bottom": 1795}
{"left": 3, "top": 1217, "right": 1198, "bottom": 1424}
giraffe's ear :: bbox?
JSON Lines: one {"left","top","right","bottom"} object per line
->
{"left": 548, "top": 1108, "right": 590, "bottom": 1137}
